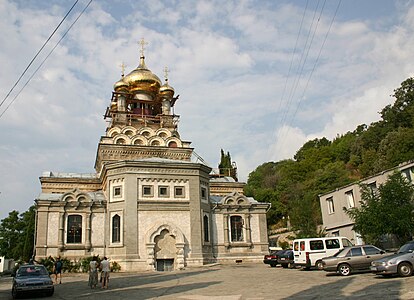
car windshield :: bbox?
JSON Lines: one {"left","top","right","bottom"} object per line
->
{"left": 398, "top": 242, "right": 414, "bottom": 254}
{"left": 17, "top": 266, "right": 48, "bottom": 277}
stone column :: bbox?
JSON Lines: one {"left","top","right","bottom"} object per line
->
{"left": 176, "top": 242, "right": 185, "bottom": 270}
{"left": 85, "top": 212, "right": 92, "bottom": 251}
{"left": 245, "top": 213, "right": 252, "bottom": 246}
{"left": 146, "top": 243, "right": 155, "bottom": 271}
{"left": 223, "top": 214, "right": 229, "bottom": 248}
{"left": 58, "top": 212, "right": 65, "bottom": 252}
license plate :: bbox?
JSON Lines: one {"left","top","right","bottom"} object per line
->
{"left": 281, "top": 258, "right": 286, "bottom": 260}
{"left": 370, "top": 267, "right": 377, "bottom": 271}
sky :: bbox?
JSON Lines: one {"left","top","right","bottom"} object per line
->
{"left": 1, "top": 0, "right": 414, "bottom": 220}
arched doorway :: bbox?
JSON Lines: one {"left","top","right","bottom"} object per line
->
{"left": 146, "top": 224, "right": 185, "bottom": 271}
{"left": 154, "top": 229, "right": 175, "bottom": 271}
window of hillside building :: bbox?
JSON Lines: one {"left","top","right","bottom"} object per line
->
{"left": 345, "top": 190, "right": 355, "bottom": 208}
{"left": 367, "top": 182, "right": 377, "bottom": 195}
{"left": 174, "top": 186, "right": 185, "bottom": 198}
{"left": 310, "top": 240, "right": 324, "bottom": 250}
{"left": 332, "top": 231, "right": 340, "bottom": 237}
{"left": 112, "top": 214, "right": 121, "bottom": 243}
{"left": 327, "top": 197, "right": 335, "bottom": 214}
{"left": 159, "top": 186, "right": 169, "bottom": 197}
{"left": 201, "top": 187, "right": 207, "bottom": 199}
{"left": 67, "top": 215, "right": 82, "bottom": 243}
{"left": 113, "top": 186, "right": 122, "bottom": 197}
{"left": 325, "top": 239, "right": 340, "bottom": 249}
{"left": 203, "top": 215, "right": 209, "bottom": 242}
{"left": 143, "top": 185, "right": 153, "bottom": 197}
{"left": 401, "top": 168, "right": 413, "bottom": 183}
{"left": 230, "top": 216, "right": 244, "bottom": 242}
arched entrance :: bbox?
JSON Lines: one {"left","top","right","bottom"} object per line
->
{"left": 146, "top": 224, "right": 185, "bottom": 271}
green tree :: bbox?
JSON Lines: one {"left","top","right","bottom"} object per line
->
{"left": 345, "top": 172, "right": 414, "bottom": 246}
{"left": 218, "top": 149, "right": 234, "bottom": 178}
{"left": 0, "top": 206, "right": 36, "bottom": 261}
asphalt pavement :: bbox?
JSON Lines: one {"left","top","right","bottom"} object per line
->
{"left": 1, "top": 263, "right": 414, "bottom": 299}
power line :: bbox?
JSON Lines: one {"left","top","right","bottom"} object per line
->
{"left": 276, "top": 0, "right": 341, "bottom": 154}
{"left": 276, "top": 0, "right": 309, "bottom": 122}
{"left": 0, "top": 0, "right": 79, "bottom": 110}
{"left": 0, "top": 0, "right": 93, "bottom": 120}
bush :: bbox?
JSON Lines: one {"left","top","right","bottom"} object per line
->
{"left": 111, "top": 261, "right": 121, "bottom": 272}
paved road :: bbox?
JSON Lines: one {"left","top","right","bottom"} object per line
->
{"left": 1, "top": 263, "right": 414, "bottom": 299}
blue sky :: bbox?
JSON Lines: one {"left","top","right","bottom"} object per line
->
{"left": 1, "top": 0, "right": 414, "bottom": 219}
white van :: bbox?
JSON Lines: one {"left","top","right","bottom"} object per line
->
{"left": 293, "top": 237, "right": 353, "bottom": 269}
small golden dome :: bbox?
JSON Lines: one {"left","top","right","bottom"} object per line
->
{"left": 159, "top": 80, "right": 175, "bottom": 99}
{"left": 123, "top": 56, "right": 161, "bottom": 97}
{"left": 113, "top": 77, "right": 128, "bottom": 91}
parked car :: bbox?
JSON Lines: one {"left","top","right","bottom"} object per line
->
{"left": 293, "top": 237, "right": 353, "bottom": 270}
{"left": 277, "top": 249, "right": 294, "bottom": 268}
{"left": 264, "top": 250, "right": 284, "bottom": 267}
{"left": 321, "top": 245, "right": 390, "bottom": 276}
{"left": 371, "top": 241, "right": 414, "bottom": 277}
{"left": 12, "top": 264, "right": 54, "bottom": 299}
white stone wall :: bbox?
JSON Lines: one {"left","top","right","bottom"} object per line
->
{"left": 211, "top": 213, "right": 224, "bottom": 244}
{"left": 91, "top": 213, "right": 105, "bottom": 246}
{"left": 250, "top": 214, "right": 260, "bottom": 243}
{"left": 47, "top": 212, "right": 59, "bottom": 246}
{"left": 138, "top": 211, "right": 190, "bottom": 258}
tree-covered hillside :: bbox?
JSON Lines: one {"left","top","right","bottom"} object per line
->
{"left": 245, "top": 77, "right": 414, "bottom": 236}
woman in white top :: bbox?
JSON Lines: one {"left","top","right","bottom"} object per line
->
{"left": 88, "top": 256, "right": 99, "bottom": 289}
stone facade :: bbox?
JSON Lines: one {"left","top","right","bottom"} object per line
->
{"left": 34, "top": 46, "right": 270, "bottom": 271}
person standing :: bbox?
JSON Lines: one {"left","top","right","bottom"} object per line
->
{"left": 88, "top": 256, "right": 99, "bottom": 289}
{"left": 53, "top": 256, "right": 63, "bottom": 284}
{"left": 100, "top": 257, "right": 110, "bottom": 289}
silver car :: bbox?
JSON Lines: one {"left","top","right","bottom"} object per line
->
{"left": 371, "top": 241, "right": 414, "bottom": 277}
{"left": 321, "top": 245, "right": 390, "bottom": 276}
{"left": 12, "top": 264, "right": 54, "bottom": 299}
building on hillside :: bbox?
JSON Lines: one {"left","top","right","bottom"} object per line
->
{"left": 34, "top": 42, "right": 270, "bottom": 271}
{"left": 319, "top": 161, "right": 414, "bottom": 245}
{"left": 0, "top": 256, "right": 14, "bottom": 273}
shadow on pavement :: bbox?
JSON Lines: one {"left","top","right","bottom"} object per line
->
{"left": 54, "top": 267, "right": 221, "bottom": 299}
{"left": 284, "top": 275, "right": 402, "bottom": 299}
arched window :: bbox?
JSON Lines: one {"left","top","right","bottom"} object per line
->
{"left": 203, "top": 215, "right": 209, "bottom": 242}
{"left": 168, "top": 141, "right": 177, "bottom": 148}
{"left": 230, "top": 216, "right": 243, "bottom": 242}
{"left": 67, "top": 215, "right": 82, "bottom": 243}
{"left": 112, "top": 214, "right": 121, "bottom": 243}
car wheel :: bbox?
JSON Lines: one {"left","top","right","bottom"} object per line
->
{"left": 315, "top": 260, "right": 324, "bottom": 270}
{"left": 12, "top": 287, "right": 19, "bottom": 299}
{"left": 397, "top": 262, "right": 413, "bottom": 277}
{"left": 46, "top": 289, "right": 54, "bottom": 297}
{"left": 338, "top": 263, "right": 352, "bottom": 276}
{"left": 270, "top": 264, "right": 276, "bottom": 267}
{"left": 281, "top": 263, "right": 288, "bottom": 268}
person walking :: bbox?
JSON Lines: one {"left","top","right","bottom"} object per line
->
{"left": 53, "top": 256, "right": 63, "bottom": 284}
{"left": 100, "top": 257, "right": 110, "bottom": 289}
{"left": 88, "top": 256, "right": 99, "bottom": 289}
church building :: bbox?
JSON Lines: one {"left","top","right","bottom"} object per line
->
{"left": 34, "top": 42, "right": 270, "bottom": 271}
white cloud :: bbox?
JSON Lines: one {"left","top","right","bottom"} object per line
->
{"left": 1, "top": 0, "right": 414, "bottom": 219}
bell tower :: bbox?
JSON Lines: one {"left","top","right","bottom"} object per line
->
{"left": 94, "top": 39, "right": 193, "bottom": 172}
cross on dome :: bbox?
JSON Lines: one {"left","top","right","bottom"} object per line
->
{"left": 139, "top": 38, "right": 148, "bottom": 58}
{"left": 119, "top": 62, "right": 126, "bottom": 77}
{"left": 163, "top": 66, "right": 170, "bottom": 82}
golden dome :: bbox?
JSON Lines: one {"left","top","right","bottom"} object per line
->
{"left": 159, "top": 80, "right": 175, "bottom": 99}
{"left": 123, "top": 56, "right": 161, "bottom": 97}
{"left": 113, "top": 76, "right": 128, "bottom": 91}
